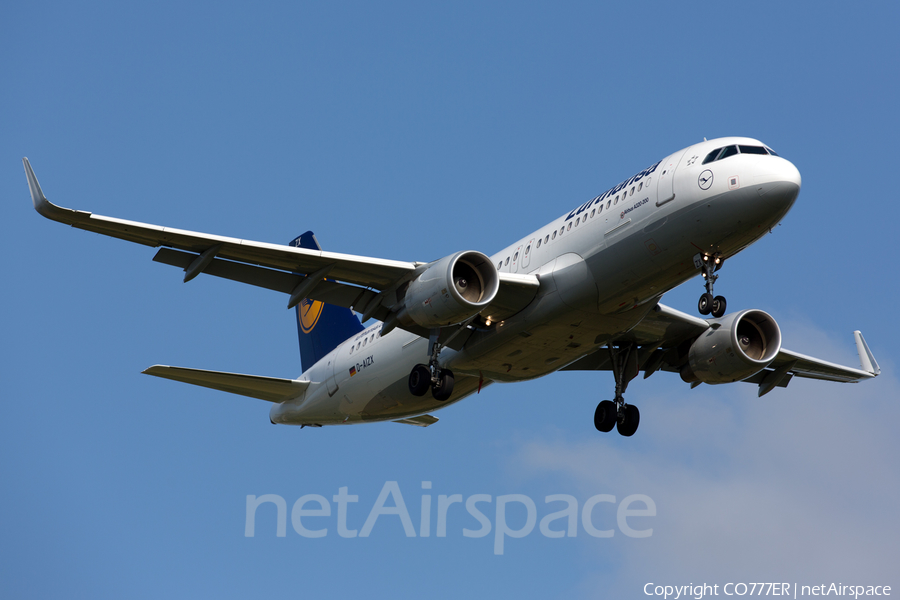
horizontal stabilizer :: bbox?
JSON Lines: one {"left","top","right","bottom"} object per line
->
{"left": 143, "top": 365, "right": 309, "bottom": 403}
{"left": 393, "top": 414, "right": 439, "bottom": 427}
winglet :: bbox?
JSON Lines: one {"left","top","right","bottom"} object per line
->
{"left": 22, "top": 157, "right": 91, "bottom": 224}
{"left": 854, "top": 331, "right": 880, "bottom": 376}
{"left": 22, "top": 157, "right": 51, "bottom": 215}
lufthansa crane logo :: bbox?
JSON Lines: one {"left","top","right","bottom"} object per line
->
{"left": 299, "top": 297, "right": 324, "bottom": 333}
{"left": 698, "top": 170, "right": 714, "bottom": 190}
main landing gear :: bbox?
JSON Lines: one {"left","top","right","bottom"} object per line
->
{"left": 697, "top": 252, "right": 727, "bottom": 318}
{"left": 594, "top": 344, "right": 640, "bottom": 437}
{"left": 408, "top": 330, "right": 455, "bottom": 401}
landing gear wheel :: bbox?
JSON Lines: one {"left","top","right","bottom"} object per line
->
{"left": 698, "top": 293, "right": 714, "bottom": 316}
{"left": 711, "top": 295, "right": 727, "bottom": 318}
{"left": 697, "top": 252, "right": 725, "bottom": 316}
{"left": 594, "top": 400, "right": 617, "bottom": 432}
{"left": 616, "top": 404, "right": 640, "bottom": 437}
{"left": 431, "top": 369, "right": 455, "bottom": 401}
{"left": 408, "top": 364, "right": 431, "bottom": 396}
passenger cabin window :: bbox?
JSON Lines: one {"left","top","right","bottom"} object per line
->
{"left": 544, "top": 235, "right": 549, "bottom": 243}
{"left": 537, "top": 239, "right": 541, "bottom": 249}
{"left": 505, "top": 257, "right": 509, "bottom": 265}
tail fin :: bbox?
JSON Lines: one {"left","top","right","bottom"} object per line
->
{"left": 290, "top": 232, "right": 364, "bottom": 373}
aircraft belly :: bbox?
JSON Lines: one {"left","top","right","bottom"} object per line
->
{"left": 449, "top": 297, "right": 653, "bottom": 382}
{"left": 589, "top": 186, "right": 784, "bottom": 313}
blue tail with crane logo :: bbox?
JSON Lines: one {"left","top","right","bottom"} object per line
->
{"left": 290, "top": 231, "right": 365, "bottom": 373}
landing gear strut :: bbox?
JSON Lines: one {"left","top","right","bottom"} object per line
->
{"left": 594, "top": 344, "right": 640, "bottom": 437}
{"left": 697, "top": 253, "right": 727, "bottom": 318}
{"left": 408, "top": 329, "right": 456, "bottom": 401}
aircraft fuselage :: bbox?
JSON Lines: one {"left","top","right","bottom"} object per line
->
{"left": 270, "top": 137, "right": 801, "bottom": 426}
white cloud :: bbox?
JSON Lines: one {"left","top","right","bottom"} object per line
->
{"left": 507, "top": 323, "right": 899, "bottom": 597}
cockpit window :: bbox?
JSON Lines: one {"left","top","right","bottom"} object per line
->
{"left": 704, "top": 144, "right": 780, "bottom": 165}
{"left": 738, "top": 145, "right": 768, "bottom": 155}
{"left": 718, "top": 145, "right": 738, "bottom": 160}
{"left": 702, "top": 148, "right": 722, "bottom": 165}
{"left": 702, "top": 145, "right": 737, "bottom": 164}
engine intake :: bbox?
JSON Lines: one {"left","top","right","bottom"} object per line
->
{"left": 681, "top": 309, "right": 782, "bottom": 385}
{"left": 404, "top": 250, "right": 500, "bottom": 328}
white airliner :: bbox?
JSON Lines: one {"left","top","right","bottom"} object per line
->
{"left": 23, "top": 137, "right": 881, "bottom": 436}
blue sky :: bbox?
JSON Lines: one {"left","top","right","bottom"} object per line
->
{"left": 2, "top": 2, "right": 899, "bottom": 598}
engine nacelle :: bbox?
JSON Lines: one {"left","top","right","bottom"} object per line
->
{"left": 681, "top": 309, "right": 782, "bottom": 385}
{"left": 404, "top": 250, "right": 500, "bottom": 328}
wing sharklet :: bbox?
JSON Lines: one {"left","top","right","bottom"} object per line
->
{"left": 23, "top": 157, "right": 92, "bottom": 224}
{"left": 854, "top": 331, "right": 880, "bottom": 376}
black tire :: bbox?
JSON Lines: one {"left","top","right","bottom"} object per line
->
{"left": 698, "top": 293, "right": 713, "bottom": 315}
{"left": 594, "top": 400, "right": 617, "bottom": 432}
{"left": 711, "top": 295, "right": 727, "bottom": 318}
{"left": 616, "top": 404, "right": 640, "bottom": 437}
{"left": 408, "top": 364, "right": 431, "bottom": 396}
{"left": 431, "top": 369, "right": 455, "bottom": 401}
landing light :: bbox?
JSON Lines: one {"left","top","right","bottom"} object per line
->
{"left": 485, "top": 317, "right": 492, "bottom": 326}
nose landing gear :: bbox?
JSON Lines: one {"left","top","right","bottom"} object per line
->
{"left": 594, "top": 344, "right": 641, "bottom": 437}
{"left": 697, "top": 253, "right": 727, "bottom": 318}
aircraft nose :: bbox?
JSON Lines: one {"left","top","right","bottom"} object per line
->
{"left": 753, "top": 157, "right": 801, "bottom": 212}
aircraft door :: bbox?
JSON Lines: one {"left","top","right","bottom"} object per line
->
{"left": 325, "top": 356, "right": 339, "bottom": 396}
{"left": 510, "top": 245, "right": 523, "bottom": 272}
{"left": 656, "top": 149, "right": 688, "bottom": 207}
{"left": 521, "top": 239, "right": 535, "bottom": 269}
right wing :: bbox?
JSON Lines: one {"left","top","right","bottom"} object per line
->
{"left": 24, "top": 159, "right": 539, "bottom": 334}
{"left": 563, "top": 302, "right": 879, "bottom": 396}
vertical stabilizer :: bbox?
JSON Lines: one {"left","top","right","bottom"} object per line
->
{"left": 290, "top": 232, "right": 365, "bottom": 373}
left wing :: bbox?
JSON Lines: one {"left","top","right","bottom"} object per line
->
{"left": 563, "top": 302, "right": 879, "bottom": 396}
{"left": 24, "top": 159, "right": 538, "bottom": 333}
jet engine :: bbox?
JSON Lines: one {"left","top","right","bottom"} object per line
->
{"left": 403, "top": 250, "right": 500, "bottom": 328}
{"left": 680, "top": 309, "right": 782, "bottom": 384}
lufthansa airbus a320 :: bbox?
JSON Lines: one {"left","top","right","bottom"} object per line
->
{"left": 23, "top": 137, "right": 880, "bottom": 437}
